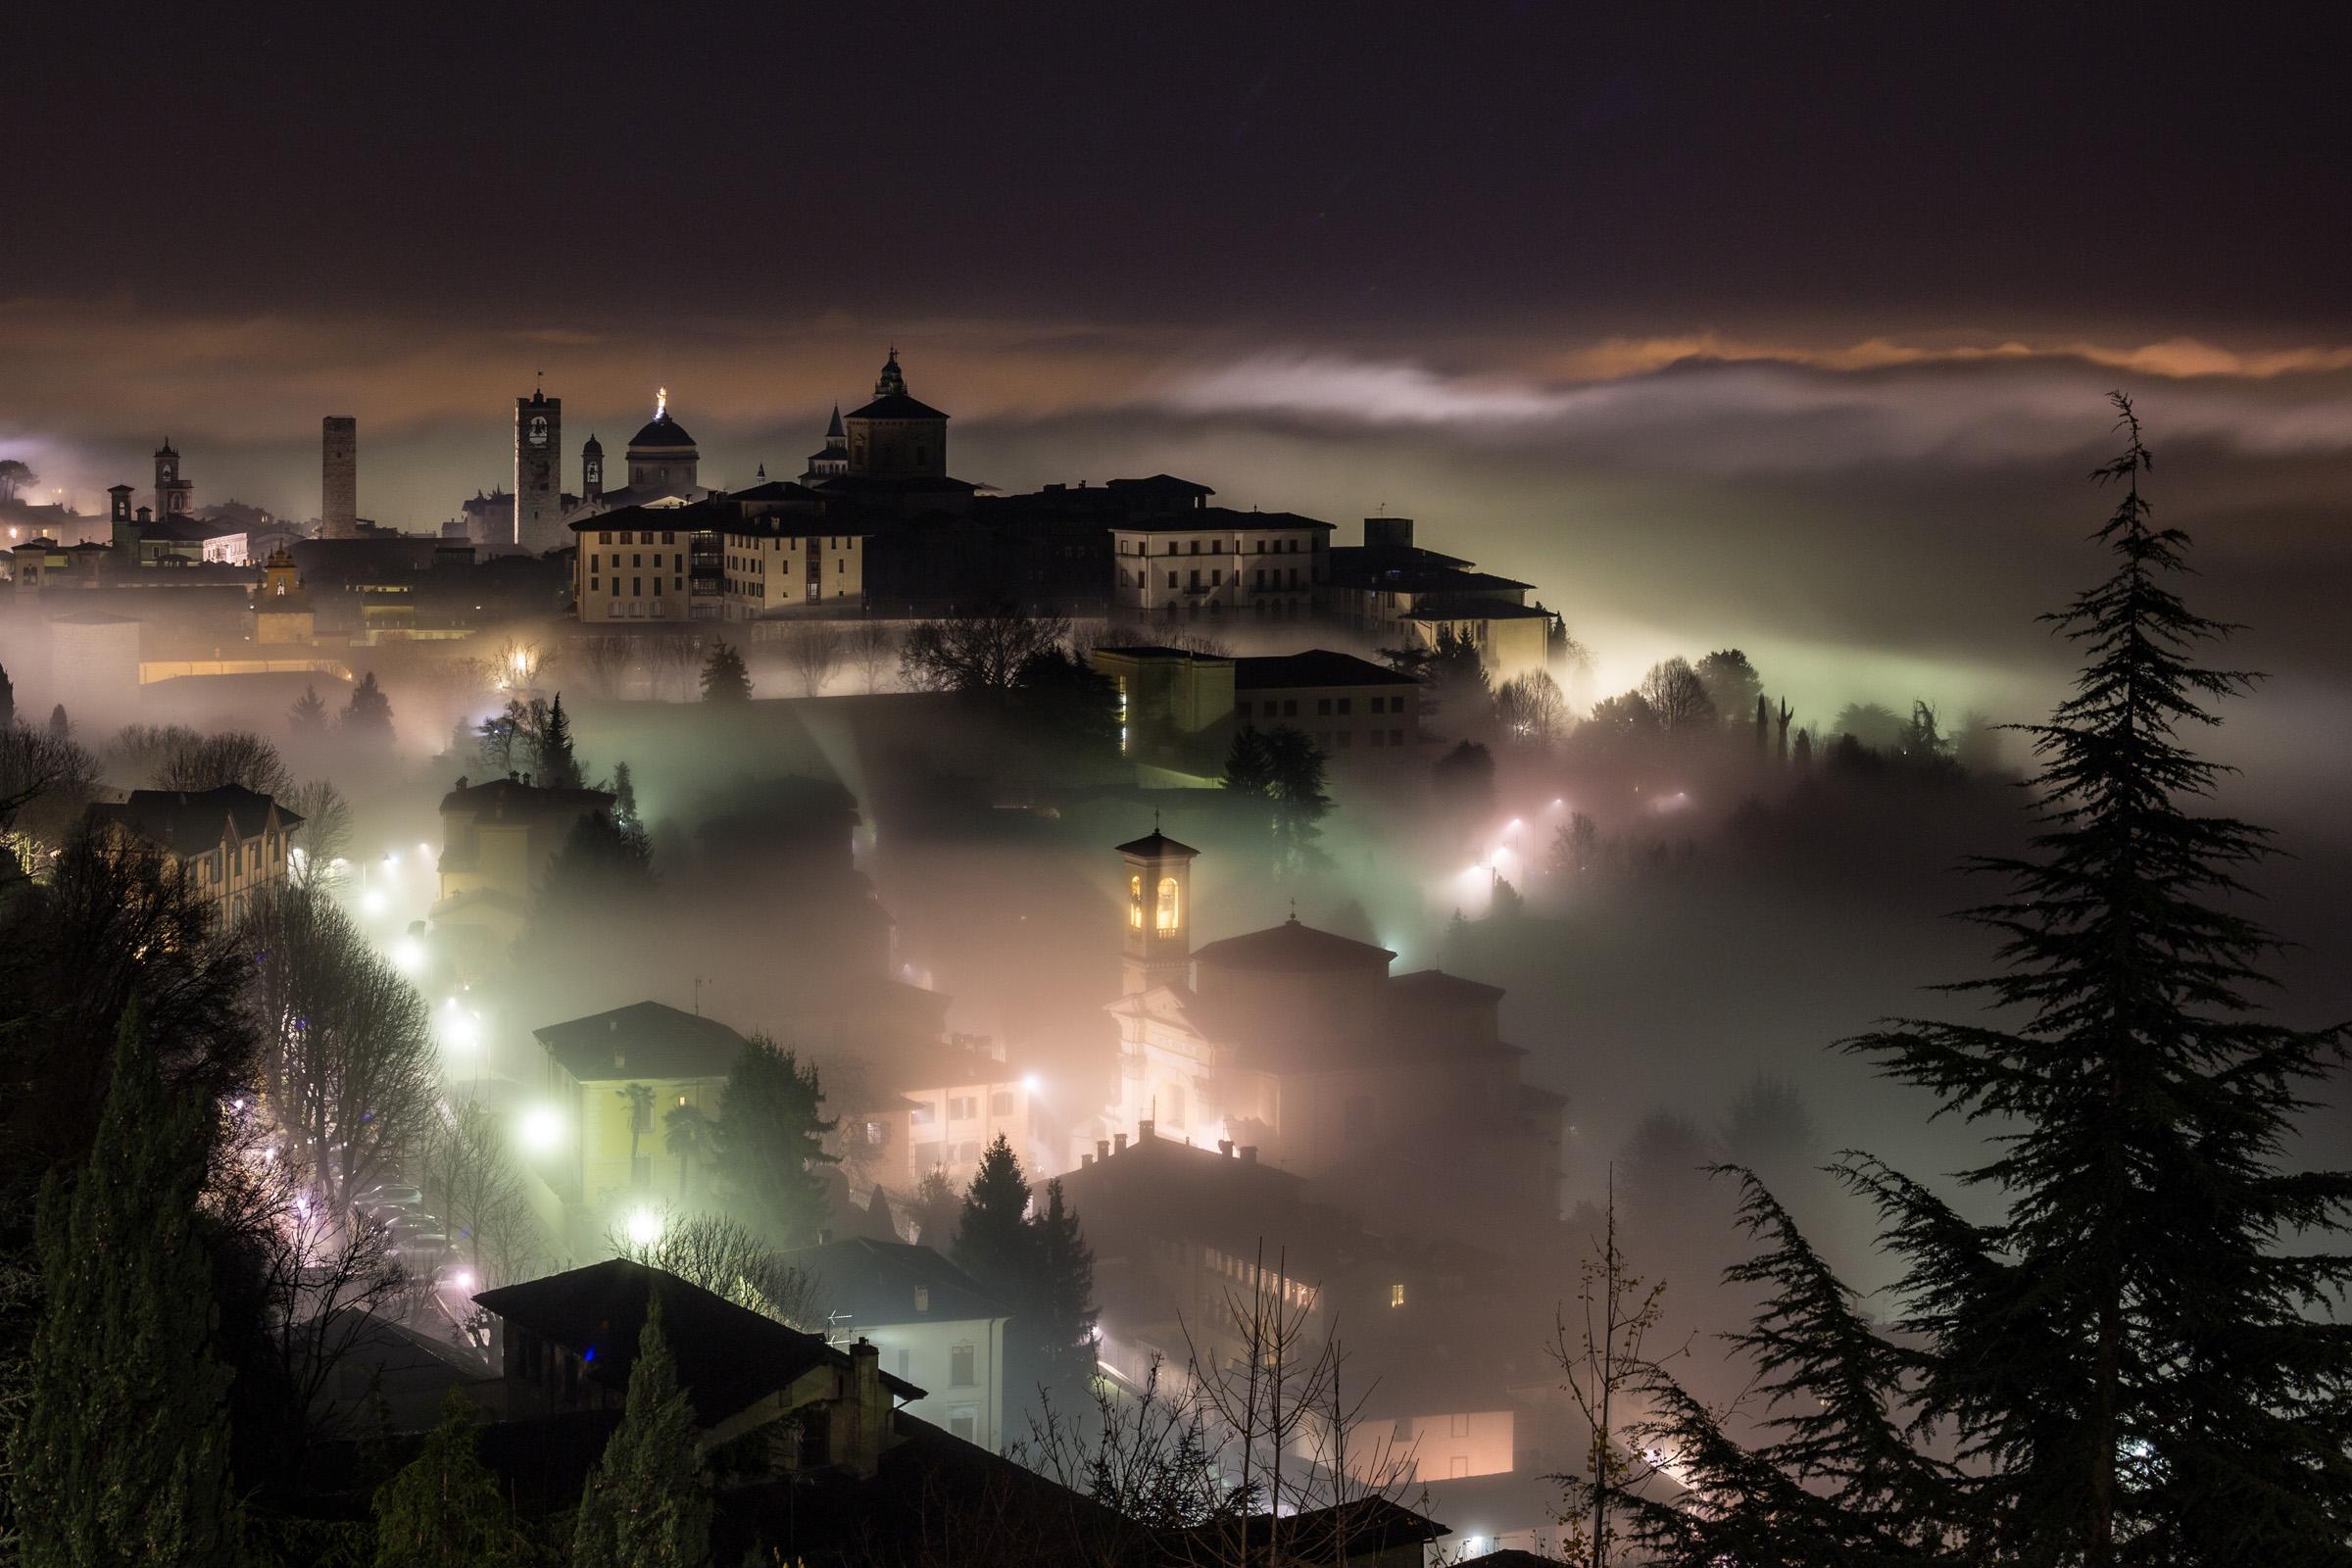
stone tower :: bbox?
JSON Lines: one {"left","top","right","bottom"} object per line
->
{"left": 320, "top": 416, "right": 359, "bottom": 538}
{"left": 153, "top": 440, "right": 192, "bottom": 523}
{"left": 514, "top": 389, "right": 563, "bottom": 553}
{"left": 1116, "top": 827, "right": 1199, "bottom": 995}
{"left": 843, "top": 349, "right": 948, "bottom": 481}
{"left": 581, "top": 434, "right": 605, "bottom": 504}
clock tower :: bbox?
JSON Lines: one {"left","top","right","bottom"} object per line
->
{"left": 514, "top": 388, "right": 563, "bottom": 553}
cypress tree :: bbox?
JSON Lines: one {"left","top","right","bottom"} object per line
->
{"left": 536, "top": 692, "right": 585, "bottom": 788}
{"left": 10, "top": 1006, "right": 238, "bottom": 1566}
{"left": 571, "top": 1295, "right": 711, "bottom": 1568}
{"left": 1630, "top": 397, "right": 2352, "bottom": 1566}
{"left": 370, "top": 1388, "right": 526, "bottom": 1567}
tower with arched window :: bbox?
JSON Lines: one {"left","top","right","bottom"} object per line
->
{"left": 1115, "top": 827, "right": 1197, "bottom": 996}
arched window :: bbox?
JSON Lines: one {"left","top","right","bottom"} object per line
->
{"left": 1155, "top": 876, "right": 1180, "bottom": 934}
{"left": 1128, "top": 874, "right": 1144, "bottom": 929}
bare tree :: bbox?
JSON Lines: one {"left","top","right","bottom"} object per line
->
{"left": 900, "top": 608, "right": 1071, "bottom": 693}
{"left": 846, "top": 620, "right": 902, "bottom": 693}
{"left": 416, "top": 1099, "right": 545, "bottom": 1289}
{"left": 281, "top": 778, "right": 352, "bottom": 889}
{"left": 1174, "top": 1241, "right": 1415, "bottom": 1566}
{"left": 1637, "top": 658, "right": 1715, "bottom": 734}
{"left": 606, "top": 1209, "right": 816, "bottom": 1329}
{"left": 153, "top": 729, "right": 295, "bottom": 799}
{"left": 246, "top": 885, "right": 440, "bottom": 1217}
{"left": 784, "top": 621, "right": 849, "bottom": 697}
{"left": 1495, "top": 669, "right": 1570, "bottom": 749}
{"left": 0, "top": 724, "right": 100, "bottom": 858}
{"left": 646, "top": 633, "right": 705, "bottom": 702}
{"left": 1548, "top": 1170, "right": 1688, "bottom": 1567}
{"left": 574, "top": 632, "right": 634, "bottom": 700}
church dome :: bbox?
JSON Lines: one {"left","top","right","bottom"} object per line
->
{"left": 627, "top": 412, "right": 697, "bottom": 451}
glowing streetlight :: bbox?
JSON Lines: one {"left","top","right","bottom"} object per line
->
{"left": 391, "top": 939, "right": 423, "bottom": 974}
{"left": 624, "top": 1208, "right": 664, "bottom": 1249}
{"left": 519, "top": 1106, "right": 563, "bottom": 1152}
{"left": 1020, "top": 1073, "right": 1043, "bottom": 1095}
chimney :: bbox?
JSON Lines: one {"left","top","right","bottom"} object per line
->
{"left": 1240, "top": 1146, "right": 1258, "bottom": 1164}
{"left": 1096, "top": 1139, "right": 1111, "bottom": 1161}
{"left": 1081, "top": 1152, "right": 1094, "bottom": 1167}
{"left": 1138, "top": 1119, "right": 1155, "bottom": 1142}
{"left": 1218, "top": 1139, "right": 1234, "bottom": 1157}
{"left": 1113, "top": 1133, "right": 1128, "bottom": 1153}
{"left": 849, "top": 1338, "right": 886, "bottom": 1478}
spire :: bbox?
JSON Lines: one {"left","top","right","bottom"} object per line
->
{"left": 756, "top": 463, "right": 766, "bottom": 479}
{"left": 825, "top": 404, "right": 844, "bottom": 438}
{"left": 873, "top": 349, "right": 906, "bottom": 399}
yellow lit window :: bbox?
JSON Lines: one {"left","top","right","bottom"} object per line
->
{"left": 1390, "top": 1283, "right": 1406, "bottom": 1308}
{"left": 1129, "top": 874, "right": 1144, "bottom": 929}
{"left": 1155, "top": 876, "right": 1180, "bottom": 934}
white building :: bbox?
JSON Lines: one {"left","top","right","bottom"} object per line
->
{"left": 1110, "top": 508, "right": 1331, "bottom": 623}
{"left": 788, "top": 1238, "right": 1012, "bottom": 1451}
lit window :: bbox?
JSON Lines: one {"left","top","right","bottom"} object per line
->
{"left": 1155, "top": 876, "right": 1180, "bottom": 933}
{"left": 915, "top": 1287, "right": 930, "bottom": 1312}
{"left": 1128, "top": 874, "right": 1144, "bottom": 929}
{"left": 1390, "top": 1283, "right": 1406, "bottom": 1308}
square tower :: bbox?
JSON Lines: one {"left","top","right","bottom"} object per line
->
{"left": 320, "top": 416, "right": 358, "bottom": 538}
{"left": 514, "top": 390, "right": 563, "bottom": 553}
{"left": 1115, "top": 828, "right": 1199, "bottom": 996}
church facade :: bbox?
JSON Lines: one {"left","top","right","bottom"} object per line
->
{"left": 1102, "top": 832, "right": 1565, "bottom": 1237}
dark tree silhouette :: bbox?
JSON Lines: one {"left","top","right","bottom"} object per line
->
{"left": 715, "top": 1037, "right": 840, "bottom": 1249}
{"left": 700, "top": 640, "right": 752, "bottom": 703}
{"left": 1630, "top": 397, "right": 2352, "bottom": 1566}
{"left": 342, "top": 672, "right": 395, "bottom": 744}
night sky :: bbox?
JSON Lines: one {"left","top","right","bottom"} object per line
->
{"left": 6, "top": 5, "right": 2348, "bottom": 838}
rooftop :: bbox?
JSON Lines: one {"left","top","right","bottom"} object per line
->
{"left": 473, "top": 1258, "right": 921, "bottom": 1428}
{"left": 1232, "top": 650, "right": 1416, "bottom": 690}
{"left": 532, "top": 1001, "right": 747, "bottom": 1083}
{"left": 1192, "top": 917, "right": 1396, "bottom": 974}
{"left": 626, "top": 412, "right": 698, "bottom": 450}
{"left": 438, "top": 775, "right": 614, "bottom": 815}
{"left": 87, "top": 784, "right": 302, "bottom": 858}
{"left": 1111, "top": 506, "right": 1334, "bottom": 535}
{"left": 845, "top": 391, "right": 951, "bottom": 422}
{"left": 785, "top": 1238, "right": 1010, "bottom": 1328}
{"left": 1114, "top": 827, "right": 1200, "bottom": 859}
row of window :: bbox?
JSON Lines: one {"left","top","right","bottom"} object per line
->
{"left": 1125, "top": 565, "right": 1309, "bottom": 592}
{"left": 194, "top": 835, "right": 278, "bottom": 882}
{"left": 584, "top": 553, "right": 671, "bottom": 570}
{"left": 1239, "top": 693, "right": 1407, "bottom": 720}
{"left": 592, "top": 530, "right": 678, "bottom": 546}
{"left": 1121, "top": 537, "right": 1311, "bottom": 556}
{"left": 588, "top": 577, "right": 683, "bottom": 596}
{"left": 906, "top": 1089, "right": 1020, "bottom": 1126}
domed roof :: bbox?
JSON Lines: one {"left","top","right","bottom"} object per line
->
{"left": 627, "top": 412, "right": 697, "bottom": 451}
{"left": 581, "top": 433, "right": 604, "bottom": 453}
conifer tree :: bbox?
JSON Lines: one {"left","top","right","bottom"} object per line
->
{"left": 344, "top": 671, "right": 396, "bottom": 743}
{"left": 715, "top": 1037, "right": 839, "bottom": 1248}
{"left": 1630, "top": 396, "right": 2352, "bottom": 1565}
{"left": 10, "top": 1007, "right": 238, "bottom": 1566}
{"left": 700, "top": 640, "right": 752, "bottom": 703}
{"left": 954, "top": 1134, "right": 1034, "bottom": 1300}
{"left": 0, "top": 660, "right": 14, "bottom": 729}
{"left": 1032, "top": 1177, "right": 1101, "bottom": 1401}
{"left": 45, "top": 703, "right": 67, "bottom": 741}
{"left": 535, "top": 692, "right": 585, "bottom": 788}
{"left": 570, "top": 1296, "right": 711, "bottom": 1568}
{"left": 369, "top": 1388, "right": 525, "bottom": 1567}
{"left": 288, "top": 681, "right": 328, "bottom": 737}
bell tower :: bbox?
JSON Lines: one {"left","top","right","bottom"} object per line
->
{"left": 1116, "top": 826, "right": 1199, "bottom": 995}
{"left": 514, "top": 387, "right": 563, "bottom": 552}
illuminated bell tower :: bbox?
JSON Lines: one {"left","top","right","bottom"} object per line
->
{"left": 1116, "top": 826, "right": 1199, "bottom": 995}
